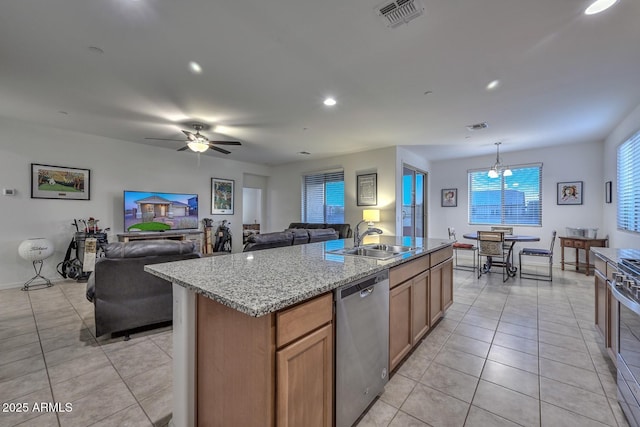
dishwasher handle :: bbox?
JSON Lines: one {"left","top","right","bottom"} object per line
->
{"left": 338, "top": 270, "right": 389, "bottom": 300}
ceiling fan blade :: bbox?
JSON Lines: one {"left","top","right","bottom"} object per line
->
{"left": 145, "top": 137, "right": 187, "bottom": 142}
{"left": 210, "top": 145, "right": 231, "bottom": 155}
{"left": 210, "top": 141, "right": 242, "bottom": 146}
{"left": 182, "top": 130, "right": 197, "bottom": 141}
{"left": 177, "top": 146, "right": 189, "bottom": 152}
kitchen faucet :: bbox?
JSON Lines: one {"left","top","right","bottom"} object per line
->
{"left": 354, "top": 220, "right": 383, "bottom": 247}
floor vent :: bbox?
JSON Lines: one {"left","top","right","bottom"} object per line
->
{"left": 375, "top": 0, "right": 425, "bottom": 28}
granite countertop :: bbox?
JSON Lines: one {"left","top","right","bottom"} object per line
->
{"left": 145, "top": 236, "right": 453, "bottom": 317}
{"left": 591, "top": 247, "right": 640, "bottom": 264}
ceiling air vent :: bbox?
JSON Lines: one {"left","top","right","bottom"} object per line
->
{"left": 466, "top": 122, "right": 489, "bottom": 131}
{"left": 375, "top": 0, "right": 425, "bottom": 28}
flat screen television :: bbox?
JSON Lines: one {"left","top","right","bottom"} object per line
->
{"left": 124, "top": 190, "right": 199, "bottom": 232}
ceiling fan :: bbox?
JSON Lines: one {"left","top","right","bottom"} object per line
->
{"left": 145, "top": 124, "right": 241, "bottom": 154}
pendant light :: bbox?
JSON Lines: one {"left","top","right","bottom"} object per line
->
{"left": 488, "top": 142, "right": 512, "bottom": 178}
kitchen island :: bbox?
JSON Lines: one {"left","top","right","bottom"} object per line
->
{"left": 146, "top": 236, "right": 454, "bottom": 427}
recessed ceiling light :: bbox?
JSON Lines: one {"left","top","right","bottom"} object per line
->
{"left": 486, "top": 80, "right": 500, "bottom": 90}
{"left": 298, "top": 151, "right": 311, "bottom": 155}
{"left": 58, "top": 111, "right": 69, "bottom": 115}
{"left": 323, "top": 98, "right": 336, "bottom": 106}
{"left": 189, "top": 61, "right": 203, "bottom": 74}
{"left": 88, "top": 46, "right": 104, "bottom": 54}
{"left": 585, "top": 0, "right": 618, "bottom": 15}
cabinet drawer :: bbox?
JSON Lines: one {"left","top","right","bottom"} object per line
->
{"left": 277, "top": 293, "right": 333, "bottom": 348}
{"left": 562, "top": 240, "right": 574, "bottom": 247}
{"left": 431, "top": 246, "right": 453, "bottom": 268}
{"left": 573, "top": 240, "right": 585, "bottom": 248}
{"left": 390, "top": 254, "right": 430, "bottom": 288}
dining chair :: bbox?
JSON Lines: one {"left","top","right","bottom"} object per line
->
{"left": 519, "top": 230, "right": 556, "bottom": 281}
{"left": 447, "top": 227, "right": 477, "bottom": 271}
{"left": 491, "top": 226, "right": 514, "bottom": 264}
{"left": 477, "top": 230, "right": 508, "bottom": 282}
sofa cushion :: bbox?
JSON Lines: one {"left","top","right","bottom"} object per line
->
{"left": 308, "top": 228, "right": 338, "bottom": 243}
{"left": 287, "top": 229, "right": 310, "bottom": 245}
{"left": 327, "top": 223, "right": 351, "bottom": 239}
{"left": 244, "top": 231, "right": 294, "bottom": 252}
{"left": 104, "top": 240, "right": 196, "bottom": 258}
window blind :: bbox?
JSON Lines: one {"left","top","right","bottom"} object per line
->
{"left": 302, "top": 170, "right": 345, "bottom": 223}
{"left": 468, "top": 164, "right": 542, "bottom": 226}
{"left": 617, "top": 130, "right": 640, "bottom": 232}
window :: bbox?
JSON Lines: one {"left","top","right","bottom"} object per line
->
{"left": 617, "top": 130, "right": 640, "bottom": 232}
{"left": 468, "top": 164, "right": 542, "bottom": 226}
{"left": 302, "top": 170, "right": 345, "bottom": 223}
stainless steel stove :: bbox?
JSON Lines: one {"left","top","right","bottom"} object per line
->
{"left": 612, "top": 258, "right": 640, "bottom": 427}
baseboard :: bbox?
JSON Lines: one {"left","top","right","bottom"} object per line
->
{"left": 0, "top": 277, "right": 66, "bottom": 291}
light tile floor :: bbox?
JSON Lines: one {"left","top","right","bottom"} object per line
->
{"left": 0, "top": 266, "right": 631, "bottom": 427}
{"left": 357, "top": 266, "right": 630, "bottom": 427}
{"left": 0, "top": 280, "right": 171, "bottom": 427}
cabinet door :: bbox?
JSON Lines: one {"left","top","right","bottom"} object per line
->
{"left": 430, "top": 264, "right": 443, "bottom": 326}
{"left": 441, "top": 259, "right": 454, "bottom": 311}
{"left": 277, "top": 323, "right": 333, "bottom": 427}
{"left": 389, "top": 280, "right": 412, "bottom": 371}
{"left": 607, "top": 286, "right": 618, "bottom": 363}
{"left": 412, "top": 271, "right": 430, "bottom": 344}
{"left": 595, "top": 270, "right": 607, "bottom": 340}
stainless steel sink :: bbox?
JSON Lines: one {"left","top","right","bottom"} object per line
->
{"left": 327, "top": 244, "right": 416, "bottom": 260}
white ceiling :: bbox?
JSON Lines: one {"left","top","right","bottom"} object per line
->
{"left": 1, "top": 0, "right": 639, "bottom": 165}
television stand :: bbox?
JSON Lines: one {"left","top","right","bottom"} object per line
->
{"left": 117, "top": 231, "right": 203, "bottom": 252}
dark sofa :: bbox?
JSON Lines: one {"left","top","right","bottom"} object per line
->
{"left": 288, "top": 223, "right": 352, "bottom": 239}
{"left": 243, "top": 228, "right": 339, "bottom": 252}
{"left": 86, "top": 240, "right": 200, "bottom": 337}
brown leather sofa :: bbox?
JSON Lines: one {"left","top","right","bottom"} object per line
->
{"left": 86, "top": 240, "right": 200, "bottom": 338}
{"left": 243, "top": 228, "right": 339, "bottom": 252}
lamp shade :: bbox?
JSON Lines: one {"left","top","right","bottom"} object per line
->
{"left": 18, "top": 238, "right": 54, "bottom": 262}
{"left": 362, "top": 209, "right": 380, "bottom": 223}
{"left": 187, "top": 141, "right": 209, "bottom": 153}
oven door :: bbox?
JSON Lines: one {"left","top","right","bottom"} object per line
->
{"left": 612, "top": 284, "right": 640, "bottom": 427}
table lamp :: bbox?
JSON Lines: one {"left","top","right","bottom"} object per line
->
{"left": 18, "top": 237, "right": 54, "bottom": 291}
{"left": 362, "top": 209, "right": 380, "bottom": 228}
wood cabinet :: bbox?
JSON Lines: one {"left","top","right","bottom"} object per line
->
{"left": 277, "top": 323, "right": 333, "bottom": 427}
{"left": 196, "top": 292, "right": 333, "bottom": 427}
{"left": 389, "top": 247, "right": 453, "bottom": 371}
{"left": 594, "top": 254, "right": 618, "bottom": 366}
{"left": 389, "top": 280, "right": 413, "bottom": 371}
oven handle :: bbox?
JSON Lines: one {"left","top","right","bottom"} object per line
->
{"left": 610, "top": 281, "right": 640, "bottom": 316}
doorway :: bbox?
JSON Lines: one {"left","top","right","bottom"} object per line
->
{"left": 402, "top": 165, "right": 427, "bottom": 239}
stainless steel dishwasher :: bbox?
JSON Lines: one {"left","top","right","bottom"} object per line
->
{"left": 335, "top": 270, "right": 389, "bottom": 427}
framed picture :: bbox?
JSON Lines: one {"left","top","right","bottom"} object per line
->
{"left": 441, "top": 188, "right": 457, "bottom": 207}
{"left": 31, "top": 163, "right": 90, "bottom": 200}
{"left": 211, "top": 178, "right": 234, "bottom": 214}
{"left": 605, "top": 181, "right": 612, "bottom": 204}
{"left": 357, "top": 173, "right": 377, "bottom": 206}
{"left": 557, "top": 181, "right": 583, "bottom": 205}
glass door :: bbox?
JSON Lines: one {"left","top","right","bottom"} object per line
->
{"left": 402, "top": 165, "right": 427, "bottom": 238}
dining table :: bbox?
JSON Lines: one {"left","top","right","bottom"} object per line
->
{"left": 462, "top": 232, "right": 540, "bottom": 277}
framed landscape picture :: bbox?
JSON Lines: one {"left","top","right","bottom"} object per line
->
{"left": 31, "top": 163, "right": 90, "bottom": 200}
{"left": 557, "top": 181, "right": 583, "bottom": 205}
{"left": 211, "top": 178, "right": 234, "bottom": 214}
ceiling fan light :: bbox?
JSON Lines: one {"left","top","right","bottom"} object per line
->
{"left": 187, "top": 141, "right": 209, "bottom": 153}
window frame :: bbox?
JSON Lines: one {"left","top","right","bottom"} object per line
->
{"left": 617, "top": 130, "right": 640, "bottom": 233}
{"left": 467, "top": 163, "right": 543, "bottom": 227}
{"left": 301, "top": 169, "right": 345, "bottom": 224}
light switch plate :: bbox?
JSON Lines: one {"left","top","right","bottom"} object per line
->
{"left": 2, "top": 188, "right": 16, "bottom": 196}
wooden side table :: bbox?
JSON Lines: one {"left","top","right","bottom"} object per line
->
{"left": 559, "top": 236, "right": 608, "bottom": 276}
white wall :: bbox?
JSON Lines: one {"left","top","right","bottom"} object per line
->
{"left": 268, "top": 147, "right": 397, "bottom": 235}
{"left": 0, "top": 117, "right": 271, "bottom": 289}
{"left": 603, "top": 103, "right": 640, "bottom": 248}
{"left": 428, "top": 141, "right": 604, "bottom": 264}
{"left": 242, "top": 188, "right": 262, "bottom": 225}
